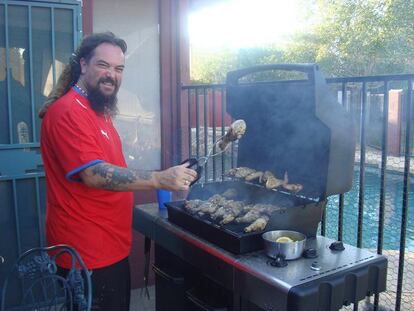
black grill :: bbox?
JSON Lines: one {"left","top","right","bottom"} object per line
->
{"left": 167, "top": 64, "right": 356, "bottom": 254}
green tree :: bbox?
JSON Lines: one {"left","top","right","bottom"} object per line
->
{"left": 190, "top": 0, "right": 414, "bottom": 81}
{"left": 190, "top": 48, "right": 237, "bottom": 83}
{"left": 290, "top": 0, "right": 414, "bottom": 76}
{"left": 190, "top": 46, "right": 285, "bottom": 83}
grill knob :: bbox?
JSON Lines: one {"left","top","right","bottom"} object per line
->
{"left": 302, "top": 248, "right": 318, "bottom": 258}
{"left": 269, "top": 255, "right": 288, "bottom": 268}
{"left": 310, "top": 261, "right": 321, "bottom": 271}
{"left": 329, "top": 241, "right": 345, "bottom": 251}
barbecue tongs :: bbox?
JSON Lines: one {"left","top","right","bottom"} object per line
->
{"left": 182, "top": 119, "right": 246, "bottom": 186}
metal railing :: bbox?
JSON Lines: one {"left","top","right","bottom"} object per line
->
{"left": 181, "top": 73, "right": 414, "bottom": 311}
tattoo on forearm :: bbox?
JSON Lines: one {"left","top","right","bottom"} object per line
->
{"left": 90, "top": 163, "right": 152, "bottom": 190}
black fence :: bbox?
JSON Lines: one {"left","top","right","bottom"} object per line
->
{"left": 181, "top": 73, "right": 414, "bottom": 311}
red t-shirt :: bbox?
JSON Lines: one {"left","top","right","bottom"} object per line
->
{"left": 40, "top": 88, "right": 133, "bottom": 269}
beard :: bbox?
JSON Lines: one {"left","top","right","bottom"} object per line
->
{"left": 87, "top": 77, "right": 119, "bottom": 116}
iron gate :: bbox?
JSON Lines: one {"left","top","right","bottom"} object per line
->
{"left": 0, "top": 0, "right": 81, "bottom": 298}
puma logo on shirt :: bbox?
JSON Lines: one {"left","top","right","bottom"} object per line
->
{"left": 101, "top": 129, "right": 109, "bottom": 140}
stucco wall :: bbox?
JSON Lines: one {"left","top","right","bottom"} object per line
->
{"left": 93, "top": 0, "right": 161, "bottom": 170}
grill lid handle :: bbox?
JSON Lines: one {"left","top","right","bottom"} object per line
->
{"left": 227, "top": 63, "right": 318, "bottom": 86}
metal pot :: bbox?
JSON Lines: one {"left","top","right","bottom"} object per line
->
{"left": 262, "top": 230, "right": 306, "bottom": 260}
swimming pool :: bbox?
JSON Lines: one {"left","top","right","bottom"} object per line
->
{"left": 324, "top": 166, "right": 414, "bottom": 251}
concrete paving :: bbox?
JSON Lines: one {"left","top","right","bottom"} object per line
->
{"left": 130, "top": 286, "right": 155, "bottom": 311}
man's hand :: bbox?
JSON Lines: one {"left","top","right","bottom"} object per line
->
{"left": 79, "top": 162, "right": 198, "bottom": 192}
{"left": 153, "top": 162, "right": 198, "bottom": 191}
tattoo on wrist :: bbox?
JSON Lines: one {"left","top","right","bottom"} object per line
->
{"left": 91, "top": 163, "right": 152, "bottom": 190}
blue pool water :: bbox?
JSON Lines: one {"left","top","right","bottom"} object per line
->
{"left": 324, "top": 167, "right": 414, "bottom": 251}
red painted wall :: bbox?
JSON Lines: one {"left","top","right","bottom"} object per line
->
{"left": 387, "top": 90, "right": 402, "bottom": 156}
{"left": 189, "top": 90, "right": 232, "bottom": 128}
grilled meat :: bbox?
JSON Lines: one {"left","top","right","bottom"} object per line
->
{"left": 184, "top": 192, "right": 281, "bottom": 233}
{"left": 218, "top": 119, "right": 246, "bottom": 150}
{"left": 210, "top": 200, "right": 242, "bottom": 221}
{"left": 221, "top": 214, "right": 236, "bottom": 224}
{"left": 244, "top": 216, "right": 269, "bottom": 233}
{"left": 198, "top": 201, "right": 220, "bottom": 216}
{"left": 194, "top": 194, "right": 227, "bottom": 216}
{"left": 242, "top": 204, "right": 255, "bottom": 212}
{"left": 211, "top": 206, "right": 228, "bottom": 220}
{"left": 235, "top": 209, "right": 262, "bottom": 223}
{"left": 220, "top": 201, "right": 245, "bottom": 224}
{"left": 244, "top": 171, "right": 264, "bottom": 182}
{"left": 225, "top": 167, "right": 304, "bottom": 194}
{"left": 226, "top": 167, "right": 257, "bottom": 179}
{"left": 226, "top": 167, "right": 264, "bottom": 182}
{"left": 262, "top": 171, "right": 285, "bottom": 189}
{"left": 208, "top": 194, "right": 227, "bottom": 205}
{"left": 283, "top": 183, "right": 303, "bottom": 192}
{"left": 184, "top": 199, "right": 204, "bottom": 214}
{"left": 235, "top": 203, "right": 280, "bottom": 223}
{"left": 281, "top": 172, "right": 303, "bottom": 193}
{"left": 186, "top": 194, "right": 248, "bottom": 221}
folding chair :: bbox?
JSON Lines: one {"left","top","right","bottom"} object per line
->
{"left": 1, "top": 244, "right": 92, "bottom": 311}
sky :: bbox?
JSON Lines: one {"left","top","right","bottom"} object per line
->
{"left": 189, "top": 0, "right": 310, "bottom": 50}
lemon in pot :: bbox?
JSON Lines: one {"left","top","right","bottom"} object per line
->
{"left": 275, "top": 236, "right": 294, "bottom": 243}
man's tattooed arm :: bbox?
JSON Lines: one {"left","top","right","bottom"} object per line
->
{"left": 79, "top": 162, "right": 156, "bottom": 191}
{"left": 79, "top": 161, "right": 198, "bottom": 192}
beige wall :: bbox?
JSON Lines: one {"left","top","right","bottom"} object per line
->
{"left": 93, "top": 0, "right": 161, "bottom": 170}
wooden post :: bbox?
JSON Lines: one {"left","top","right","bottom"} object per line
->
{"left": 159, "top": 0, "right": 191, "bottom": 169}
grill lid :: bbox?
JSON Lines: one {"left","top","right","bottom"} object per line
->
{"left": 226, "top": 64, "right": 355, "bottom": 199}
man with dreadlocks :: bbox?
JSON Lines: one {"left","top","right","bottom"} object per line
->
{"left": 39, "top": 32, "right": 197, "bottom": 310}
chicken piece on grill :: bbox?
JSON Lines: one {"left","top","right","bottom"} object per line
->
{"left": 235, "top": 209, "right": 262, "bottom": 223}
{"left": 226, "top": 200, "right": 245, "bottom": 212}
{"left": 221, "top": 214, "right": 236, "bottom": 225}
{"left": 262, "top": 171, "right": 285, "bottom": 190}
{"left": 226, "top": 167, "right": 257, "bottom": 179}
{"left": 235, "top": 203, "right": 280, "bottom": 223}
{"left": 226, "top": 167, "right": 264, "bottom": 183}
{"left": 198, "top": 201, "right": 220, "bottom": 216}
{"left": 208, "top": 194, "right": 227, "bottom": 205}
{"left": 210, "top": 206, "right": 228, "bottom": 220}
{"left": 184, "top": 199, "right": 204, "bottom": 214}
{"left": 244, "top": 216, "right": 269, "bottom": 233}
{"left": 196, "top": 194, "right": 229, "bottom": 216}
{"left": 283, "top": 183, "right": 303, "bottom": 192}
{"left": 210, "top": 200, "right": 243, "bottom": 221}
{"left": 281, "top": 172, "right": 304, "bottom": 193}
{"left": 242, "top": 204, "right": 255, "bottom": 213}
{"left": 220, "top": 201, "right": 245, "bottom": 224}
{"left": 244, "top": 171, "right": 264, "bottom": 182}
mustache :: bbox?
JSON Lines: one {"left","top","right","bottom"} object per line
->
{"left": 99, "top": 77, "right": 117, "bottom": 87}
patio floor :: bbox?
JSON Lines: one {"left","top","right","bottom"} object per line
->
{"left": 130, "top": 286, "right": 155, "bottom": 311}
